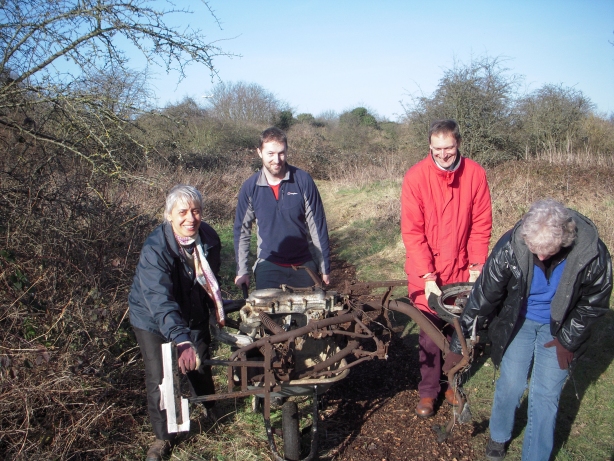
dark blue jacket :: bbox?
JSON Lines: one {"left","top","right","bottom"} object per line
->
{"left": 234, "top": 164, "right": 330, "bottom": 276}
{"left": 128, "top": 221, "right": 221, "bottom": 344}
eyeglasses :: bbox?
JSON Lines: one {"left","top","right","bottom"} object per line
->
{"left": 430, "top": 144, "right": 457, "bottom": 154}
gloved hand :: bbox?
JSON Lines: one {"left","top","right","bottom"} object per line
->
{"left": 425, "top": 280, "right": 442, "bottom": 300}
{"left": 544, "top": 337, "right": 574, "bottom": 370}
{"left": 468, "top": 263, "right": 484, "bottom": 283}
{"left": 177, "top": 342, "right": 201, "bottom": 374}
{"left": 442, "top": 351, "right": 464, "bottom": 373}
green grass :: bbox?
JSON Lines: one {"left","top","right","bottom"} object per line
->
{"left": 318, "top": 179, "right": 405, "bottom": 282}
{"left": 215, "top": 221, "right": 258, "bottom": 298}
{"left": 331, "top": 217, "right": 404, "bottom": 281}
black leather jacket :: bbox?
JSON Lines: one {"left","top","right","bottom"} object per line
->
{"left": 450, "top": 209, "right": 612, "bottom": 367}
{"left": 128, "top": 221, "right": 221, "bottom": 344}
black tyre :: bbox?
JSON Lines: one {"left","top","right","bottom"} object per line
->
{"left": 282, "top": 400, "right": 300, "bottom": 461}
{"left": 429, "top": 282, "right": 474, "bottom": 324}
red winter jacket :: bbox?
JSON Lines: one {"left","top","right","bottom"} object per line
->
{"left": 401, "top": 154, "right": 492, "bottom": 313}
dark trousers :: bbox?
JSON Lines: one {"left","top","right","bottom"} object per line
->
{"left": 254, "top": 259, "right": 318, "bottom": 289}
{"left": 133, "top": 326, "right": 215, "bottom": 440}
{"left": 417, "top": 310, "right": 451, "bottom": 398}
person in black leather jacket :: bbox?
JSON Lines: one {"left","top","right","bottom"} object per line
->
{"left": 128, "top": 185, "right": 223, "bottom": 461}
{"left": 445, "top": 199, "right": 612, "bottom": 461}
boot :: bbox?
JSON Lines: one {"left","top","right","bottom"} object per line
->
{"left": 145, "top": 438, "right": 171, "bottom": 461}
{"left": 485, "top": 438, "right": 507, "bottom": 461}
{"left": 444, "top": 388, "right": 460, "bottom": 406}
{"left": 415, "top": 397, "right": 435, "bottom": 418}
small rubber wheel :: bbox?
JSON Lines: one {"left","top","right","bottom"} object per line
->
{"left": 282, "top": 400, "right": 300, "bottom": 461}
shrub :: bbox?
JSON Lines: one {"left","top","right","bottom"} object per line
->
{"left": 340, "top": 107, "right": 379, "bottom": 128}
{"left": 403, "top": 56, "right": 521, "bottom": 166}
{"left": 274, "top": 109, "right": 295, "bottom": 131}
{"left": 206, "top": 81, "right": 290, "bottom": 126}
{"left": 514, "top": 84, "right": 594, "bottom": 156}
{"left": 581, "top": 115, "right": 614, "bottom": 157}
{"left": 296, "top": 113, "right": 316, "bottom": 124}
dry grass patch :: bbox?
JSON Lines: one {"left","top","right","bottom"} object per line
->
{"left": 488, "top": 160, "right": 614, "bottom": 250}
{"left": 318, "top": 179, "right": 404, "bottom": 281}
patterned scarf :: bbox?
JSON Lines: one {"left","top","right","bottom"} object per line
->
{"left": 175, "top": 233, "right": 225, "bottom": 326}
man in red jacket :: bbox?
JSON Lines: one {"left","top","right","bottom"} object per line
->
{"left": 401, "top": 119, "right": 492, "bottom": 417}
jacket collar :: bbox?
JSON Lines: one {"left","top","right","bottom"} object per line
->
{"left": 256, "top": 164, "right": 292, "bottom": 186}
{"left": 431, "top": 151, "right": 461, "bottom": 172}
{"left": 162, "top": 221, "right": 213, "bottom": 257}
{"left": 427, "top": 153, "right": 464, "bottom": 183}
{"left": 511, "top": 209, "right": 600, "bottom": 321}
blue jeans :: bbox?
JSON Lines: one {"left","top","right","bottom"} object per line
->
{"left": 489, "top": 317, "right": 569, "bottom": 461}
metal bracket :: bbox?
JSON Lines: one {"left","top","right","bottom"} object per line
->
{"left": 160, "top": 342, "right": 190, "bottom": 433}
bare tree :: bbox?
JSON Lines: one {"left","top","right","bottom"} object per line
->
{"left": 0, "top": 0, "right": 232, "bottom": 174}
{"left": 207, "top": 81, "right": 289, "bottom": 125}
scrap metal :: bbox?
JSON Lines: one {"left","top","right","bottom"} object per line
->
{"left": 160, "top": 277, "right": 478, "bottom": 459}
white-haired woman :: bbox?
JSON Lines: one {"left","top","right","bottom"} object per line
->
{"left": 128, "top": 185, "right": 225, "bottom": 461}
{"left": 444, "top": 199, "right": 612, "bottom": 461}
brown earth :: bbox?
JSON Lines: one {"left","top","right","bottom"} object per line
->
{"left": 315, "top": 252, "right": 481, "bottom": 461}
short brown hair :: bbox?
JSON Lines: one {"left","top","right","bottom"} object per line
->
{"left": 259, "top": 127, "right": 287, "bottom": 149}
{"left": 429, "top": 119, "right": 461, "bottom": 144}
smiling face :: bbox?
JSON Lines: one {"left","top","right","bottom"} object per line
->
{"left": 429, "top": 132, "right": 460, "bottom": 169}
{"left": 258, "top": 140, "right": 287, "bottom": 181}
{"left": 167, "top": 200, "right": 201, "bottom": 239}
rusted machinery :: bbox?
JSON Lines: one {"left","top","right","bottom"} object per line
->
{"left": 160, "top": 273, "right": 478, "bottom": 461}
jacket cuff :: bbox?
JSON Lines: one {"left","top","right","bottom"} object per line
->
{"left": 173, "top": 333, "right": 191, "bottom": 344}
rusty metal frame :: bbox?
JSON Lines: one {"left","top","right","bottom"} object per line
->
{"left": 188, "top": 296, "right": 393, "bottom": 460}
{"left": 187, "top": 279, "right": 475, "bottom": 457}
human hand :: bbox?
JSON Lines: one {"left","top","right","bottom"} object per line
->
{"left": 442, "top": 351, "right": 464, "bottom": 373}
{"left": 177, "top": 342, "right": 200, "bottom": 374}
{"left": 469, "top": 263, "right": 484, "bottom": 283}
{"left": 544, "top": 338, "right": 573, "bottom": 370}
{"left": 322, "top": 274, "right": 330, "bottom": 285}
{"left": 424, "top": 278, "right": 442, "bottom": 300}
{"left": 234, "top": 274, "right": 250, "bottom": 288}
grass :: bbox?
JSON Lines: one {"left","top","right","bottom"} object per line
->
{"left": 318, "top": 179, "right": 405, "bottom": 282}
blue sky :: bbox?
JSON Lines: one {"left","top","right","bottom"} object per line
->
{"left": 145, "top": 0, "right": 614, "bottom": 121}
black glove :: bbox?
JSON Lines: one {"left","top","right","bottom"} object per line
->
{"left": 544, "top": 338, "right": 573, "bottom": 370}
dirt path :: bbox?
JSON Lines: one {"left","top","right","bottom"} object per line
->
{"left": 318, "top": 252, "right": 478, "bottom": 461}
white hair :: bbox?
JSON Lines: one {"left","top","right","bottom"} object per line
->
{"left": 520, "top": 199, "right": 577, "bottom": 256}
{"left": 164, "top": 185, "right": 203, "bottom": 220}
